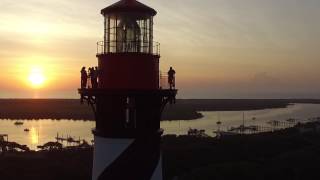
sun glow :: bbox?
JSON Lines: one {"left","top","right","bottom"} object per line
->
{"left": 28, "top": 67, "right": 46, "bottom": 88}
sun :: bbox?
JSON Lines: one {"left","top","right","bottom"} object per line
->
{"left": 28, "top": 67, "right": 45, "bottom": 88}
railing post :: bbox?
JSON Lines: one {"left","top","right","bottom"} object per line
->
{"left": 97, "top": 42, "right": 99, "bottom": 54}
{"left": 104, "top": 16, "right": 107, "bottom": 54}
{"left": 149, "top": 17, "right": 153, "bottom": 54}
{"left": 107, "top": 16, "right": 110, "bottom": 53}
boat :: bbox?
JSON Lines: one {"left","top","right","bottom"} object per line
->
{"left": 286, "top": 118, "right": 296, "bottom": 123}
{"left": 213, "top": 130, "right": 239, "bottom": 137}
{"left": 24, "top": 128, "right": 30, "bottom": 132}
{"left": 14, "top": 121, "right": 24, "bottom": 125}
{"left": 267, "top": 120, "right": 281, "bottom": 126}
{"left": 187, "top": 128, "right": 209, "bottom": 137}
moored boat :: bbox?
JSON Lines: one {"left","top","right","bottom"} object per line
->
{"left": 14, "top": 121, "right": 23, "bottom": 125}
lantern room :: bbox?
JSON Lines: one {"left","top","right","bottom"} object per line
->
{"left": 99, "top": 0, "right": 157, "bottom": 54}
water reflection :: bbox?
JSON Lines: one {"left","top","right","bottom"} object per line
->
{"left": 30, "top": 127, "right": 39, "bottom": 144}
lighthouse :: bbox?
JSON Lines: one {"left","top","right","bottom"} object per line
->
{"left": 79, "top": 0, "right": 177, "bottom": 180}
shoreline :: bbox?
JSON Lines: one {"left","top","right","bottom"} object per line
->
{"left": 0, "top": 99, "right": 319, "bottom": 121}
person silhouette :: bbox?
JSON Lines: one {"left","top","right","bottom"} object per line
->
{"left": 89, "top": 67, "right": 95, "bottom": 89}
{"left": 80, "top": 67, "right": 88, "bottom": 89}
{"left": 93, "top": 66, "right": 99, "bottom": 88}
{"left": 168, "top": 67, "right": 176, "bottom": 89}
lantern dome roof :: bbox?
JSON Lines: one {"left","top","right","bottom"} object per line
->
{"left": 101, "top": 0, "right": 157, "bottom": 16}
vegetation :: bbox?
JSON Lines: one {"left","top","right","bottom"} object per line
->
{"left": 162, "top": 128, "right": 320, "bottom": 180}
{"left": 0, "top": 149, "right": 92, "bottom": 180}
{"left": 1, "top": 126, "right": 320, "bottom": 180}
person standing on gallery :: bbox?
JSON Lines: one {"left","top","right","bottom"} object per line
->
{"left": 168, "top": 67, "right": 176, "bottom": 89}
{"left": 80, "top": 67, "right": 88, "bottom": 89}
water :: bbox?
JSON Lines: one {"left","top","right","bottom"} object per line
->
{"left": 0, "top": 120, "right": 95, "bottom": 150}
{"left": 1, "top": 103, "right": 320, "bottom": 150}
{"left": 162, "top": 103, "right": 320, "bottom": 136}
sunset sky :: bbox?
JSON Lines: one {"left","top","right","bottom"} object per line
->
{"left": 1, "top": 0, "right": 320, "bottom": 99}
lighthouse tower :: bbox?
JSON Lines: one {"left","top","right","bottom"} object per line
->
{"left": 79, "top": 0, "right": 177, "bottom": 180}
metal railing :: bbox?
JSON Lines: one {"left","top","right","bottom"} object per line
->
{"left": 81, "top": 71, "right": 174, "bottom": 90}
{"left": 97, "top": 40, "right": 160, "bottom": 56}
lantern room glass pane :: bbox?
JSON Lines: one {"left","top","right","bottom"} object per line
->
{"left": 104, "top": 13, "right": 153, "bottom": 54}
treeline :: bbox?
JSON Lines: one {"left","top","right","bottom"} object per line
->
{"left": 0, "top": 99, "right": 319, "bottom": 120}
